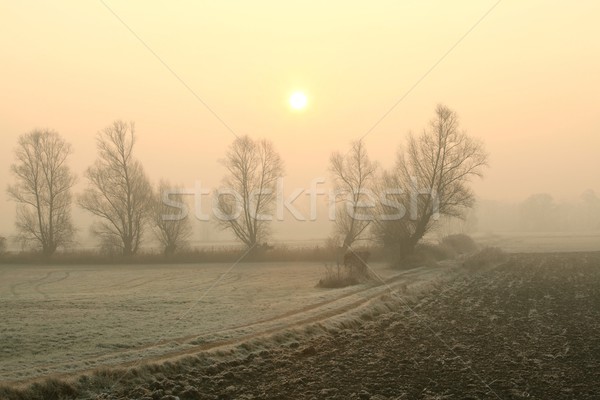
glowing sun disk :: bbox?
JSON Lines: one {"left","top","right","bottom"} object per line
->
{"left": 289, "top": 92, "right": 307, "bottom": 110}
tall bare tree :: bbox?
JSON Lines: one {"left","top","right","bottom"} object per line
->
{"left": 374, "top": 104, "right": 488, "bottom": 260}
{"left": 216, "top": 135, "right": 283, "bottom": 249}
{"left": 7, "top": 130, "right": 76, "bottom": 256}
{"left": 152, "top": 180, "right": 193, "bottom": 256}
{"left": 329, "top": 140, "right": 378, "bottom": 250}
{"left": 79, "top": 121, "right": 152, "bottom": 256}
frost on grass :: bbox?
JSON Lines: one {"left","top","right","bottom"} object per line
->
{"left": 0, "top": 260, "right": 408, "bottom": 382}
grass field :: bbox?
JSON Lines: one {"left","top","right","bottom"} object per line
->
{"left": 0, "top": 260, "right": 447, "bottom": 385}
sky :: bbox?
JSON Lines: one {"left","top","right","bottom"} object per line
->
{"left": 1, "top": 1, "right": 599, "bottom": 244}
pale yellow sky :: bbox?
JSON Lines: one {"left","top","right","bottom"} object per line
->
{"left": 1, "top": 1, "right": 599, "bottom": 239}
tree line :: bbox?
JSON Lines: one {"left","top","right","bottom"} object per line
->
{"left": 6, "top": 121, "right": 191, "bottom": 257}
{"left": 5, "top": 104, "right": 488, "bottom": 263}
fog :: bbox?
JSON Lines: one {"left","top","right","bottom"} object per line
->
{"left": 4, "top": 4, "right": 600, "bottom": 399}
{"left": 1, "top": 1, "right": 599, "bottom": 248}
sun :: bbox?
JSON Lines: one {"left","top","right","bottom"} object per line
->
{"left": 289, "top": 91, "right": 308, "bottom": 110}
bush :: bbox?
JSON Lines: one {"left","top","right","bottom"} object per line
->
{"left": 387, "top": 238, "right": 478, "bottom": 269}
{"left": 463, "top": 247, "right": 507, "bottom": 269}
{"left": 0, "top": 236, "right": 6, "bottom": 255}
{"left": 396, "top": 242, "right": 455, "bottom": 268}
{"left": 343, "top": 251, "right": 370, "bottom": 277}
{"left": 317, "top": 263, "right": 360, "bottom": 288}
{"left": 317, "top": 251, "right": 373, "bottom": 288}
{"left": 441, "top": 234, "right": 479, "bottom": 254}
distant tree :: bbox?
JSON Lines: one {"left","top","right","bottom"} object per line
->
{"left": 7, "top": 129, "right": 76, "bottom": 256}
{"left": 216, "top": 135, "right": 284, "bottom": 249}
{"left": 79, "top": 121, "right": 153, "bottom": 256}
{"left": 581, "top": 189, "right": 600, "bottom": 206}
{"left": 152, "top": 180, "right": 193, "bottom": 256}
{"left": 329, "top": 140, "right": 378, "bottom": 250}
{"left": 519, "top": 193, "right": 558, "bottom": 231}
{"left": 373, "top": 105, "right": 488, "bottom": 261}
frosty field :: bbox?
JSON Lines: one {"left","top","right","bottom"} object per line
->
{"left": 0, "top": 261, "right": 443, "bottom": 384}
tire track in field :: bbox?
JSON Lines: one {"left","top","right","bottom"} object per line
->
{"left": 99, "top": 272, "right": 188, "bottom": 292}
{"left": 174, "top": 272, "right": 243, "bottom": 293}
{"left": 9, "top": 271, "right": 53, "bottom": 298}
{"left": 102, "top": 276, "right": 148, "bottom": 290}
{"left": 34, "top": 271, "right": 70, "bottom": 299}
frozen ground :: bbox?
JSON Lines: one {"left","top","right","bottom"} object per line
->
{"left": 0, "top": 261, "right": 446, "bottom": 384}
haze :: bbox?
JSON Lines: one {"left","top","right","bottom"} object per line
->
{"left": 1, "top": 1, "right": 599, "bottom": 244}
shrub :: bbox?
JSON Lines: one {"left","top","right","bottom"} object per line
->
{"left": 317, "top": 263, "right": 359, "bottom": 288}
{"left": 441, "top": 234, "right": 479, "bottom": 254}
{"left": 343, "top": 251, "right": 371, "bottom": 277}
{"left": 463, "top": 247, "right": 507, "bottom": 269}
{"left": 0, "top": 236, "right": 6, "bottom": 255}
{"left": 392, "top": 242, "right": 457, "bottom": 269}
{"left": 317, "top": 251, "right": 373, "bottom": 288}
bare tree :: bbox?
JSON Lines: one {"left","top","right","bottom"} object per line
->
{"left": 7, "top": 130, "right": 76, "bottom": 256}
{"left": 329, "top": 140, "right": 378, "bottom": 250}
{"left": 374, "top": 104, "right": 488, "bottom": 260}
{"left": 152, "top": 180, "right": 193, "bottom": 256}
{"left": 216, "top": 135, "right": 283, "bottom": 249}
{"left": 79, "top": 121, "right": 152, "bottom": 256}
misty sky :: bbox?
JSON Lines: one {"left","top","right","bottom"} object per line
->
{"left": 1, "top": 1, "right": 599, "bottom": 241}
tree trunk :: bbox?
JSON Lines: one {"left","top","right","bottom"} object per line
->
{"left": 123, "top": 240, "right": 133, "bottom": 256}
{"left": 42, "top": 243, "right": 56, "bottom": 257}
{"left": 164, "top": 244, "right": 176, "bottom": 256}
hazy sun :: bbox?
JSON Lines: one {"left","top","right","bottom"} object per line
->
{"left": 289, "top": 91, "right": 307, "bottom": 110}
